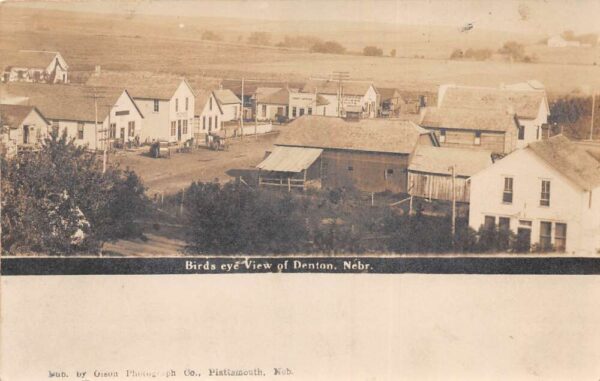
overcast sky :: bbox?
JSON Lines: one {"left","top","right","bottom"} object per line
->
{"left": 5, "top": 0, "right": 600, "bottom": 34}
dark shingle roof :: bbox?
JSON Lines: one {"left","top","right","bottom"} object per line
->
{"left": 86, "top": 71, "right": 192, "bottom": 100}
{"left": 0, "top": 104, "right": 47, "bottom": 129}
{"left": 258, "top": 88, "right": 289, "bottom": 105}
{"left": 420, "top": 107, "right": 519, "bottom": 132}
{"left": 276, "top": 115, "right": 435, "bottom": 154}
{"left": 5, "top": 50, "right": 60, "bottom": 69}
{"left": 1, "top": 83, "right": 130, "bottom": 122}
{"left": 528, "top": 135, "right": 600, "bottom": 191}
{"left": 409, "top": 145, "right": 493, "bottom": 177}
{"left": 439, "top": 85, "right": 547, "bottom": 120}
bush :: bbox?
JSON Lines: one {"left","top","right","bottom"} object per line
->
{"left": 363, "top": 46, "right": 383, "bottom": 56}
{"left": 1, "top": 132, "right": 148, "bottom": 255}
{"left": 309, "top": 40, "right": 346, "bottom": 54}
{"left": 276, "top": 35, "right": 322, "bottom": 49}
{"left": 390, "top": 49, "right": 396, "bottom": 57}
{"left": 498, "top": 41, "right": 527, "bottom": 61}
{"left": 450, "top": 48, "right": 464, "bottom": 59}
{"left": 201, "top": 30, "right": 222, "bottom": 41}
{"left": 247, "top": 32, "right": 271, "bottom": 46}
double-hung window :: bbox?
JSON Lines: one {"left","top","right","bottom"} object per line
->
{"left": 540, "top": 180, "right": 551, "bottom": 206}
{"left": 502, "top": 177, "right": 513, "bottom": 203}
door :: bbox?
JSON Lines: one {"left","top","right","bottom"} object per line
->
{"left": 177, "top": 120, "right": 182, "bottom": 141}
{"left": 120, "top": 127, "right": 125, "bottom": 142}
{"left": 23, "top": 125, "right": 30, "bottom": 144}
{"left": 515, "top": 228, "right": 531, "bottom": 253}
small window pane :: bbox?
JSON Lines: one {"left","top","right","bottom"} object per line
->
{"left": 539, "top": 221, "right": 552, "bottom": 251}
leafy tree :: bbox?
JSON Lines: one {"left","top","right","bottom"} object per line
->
{"left": 201, "top": 30, "right": 222, "bottom": 41}
{"left": 498, "top": 41, "right": 526, "bottom": 61}
{"left": 276, "top": 35, "right": 323, "bottom": 49}
{"left": 309, "top": 40, "right": 346, "bottom": 54}
{"left": 1, "top": 132, "right": 148, "bottom": 255}
{"left": 390, "top": 49, "right": 397, "bottom": 57}
{"left": 363, "top": 46, "right": 383, "bottom": 56}
{"left": 247, "top": 32, "right": 271, "bottom": 46}
{"left": 450, "top": 48, "right": 464, "bottom": 59}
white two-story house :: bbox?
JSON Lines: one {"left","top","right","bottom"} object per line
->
{"left": 437, "top": 82, "right": 549, "bottom": 149}
{"left": 301, "top": 80, "right": 379, "bottom": 118}
{"left": 469, "top": 135, "right": 600, "bottom": 254}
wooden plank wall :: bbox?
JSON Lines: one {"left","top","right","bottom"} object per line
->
{"left": 408, "top": 171, "right": 471, "bottom": 202}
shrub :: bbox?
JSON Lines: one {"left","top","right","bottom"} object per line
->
{"left": 276, "top": 35, "right": 322, "bottom": 49}
{"left": 390, "top": 49, "right": 397, "bottom": 57}
{"left": 450, "top": 48, "right": 464, "bottom": 59}
{"left": 309, "top": 40, "right": 346, "bottom": 54}
{"left": 247, "top": 32, "right": 271, "bottom": 46}
{"left": 201, "top": 30, "right": 222, "bottom": 41}
{"left": 363, "top": 46, "right": 383, "bottom": 56}
{"left": 498, "top": 41, "right": 526, "bottom": 61}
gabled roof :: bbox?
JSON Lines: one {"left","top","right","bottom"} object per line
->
{"left": 377, "top": 87, "right": 402, "bottom": 102}
{"left": 0, "top": 83, "right": 139, "bottom": 122}
{"left": 439, "top": 85, "right": 547, "bottom": 120}
{"left": 0, "top": 104, "right": 49, "bottom": 129}
{"left": 301, "top": 80, "right": 374, "bottom": 96}
{"left": 213, "top": 89, "right": 241, "bottom": 105}
{"left": 5, "top": 50, "right": 61, "bottom": 70}
{"left": 221, "top": 80, "right": 304, "bottom": 97}
{"left": 86, "top": 71, "right": 194, "bottom": 100}
{"left": 408, "top": 145, "right": 493, "bottom": 177}
{"left": 276, "top": 115, "right": 436, "bottom": 154}
{"left": 527, "top": 135, "right": 600, "bottom": 191}
{"left": 316, "top": 94, "right": 330, "bottom": 106}
{"left": 258, "top": 88, "right": 290, "bottom": 105}
{"left": 195, "top": 89, "right": 223, "bottom": 115}
{"left": 420, "top": 107, "right": 519, "bottom": 132}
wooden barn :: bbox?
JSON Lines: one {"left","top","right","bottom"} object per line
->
{"left": 257, "top": 116, "right": 439, "bottom": 193}
{"left": 408, "top": 145, "right": 493, "bottom": 202}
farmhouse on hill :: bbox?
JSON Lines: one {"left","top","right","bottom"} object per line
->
{"left": 408, "top": 145, "right": 493, "bottom": 203}
{"left": 2, "top": 50, "right": 69, "bottom": 84}
{"left": 436, "top": 83, "right": 550, "bottom": 149}
{"left": 0, "top": 104, "right": 50, "bottom": 155}
{"left": 419, "top": 107, "right": 520, "bottom": 154}
{"left": 469, "top": 135, "right": 600, "bottom": 254}
{"left": 0, "top": 83, "right": 143, "bottom": 151}
{"left": 257, "top": 116, "right": 438, "bottom": 193}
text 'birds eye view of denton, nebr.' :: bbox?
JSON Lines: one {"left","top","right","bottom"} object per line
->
{"left": 1, "top": 0, "right": 600, "bottom": 274}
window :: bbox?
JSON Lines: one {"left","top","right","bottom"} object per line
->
{"left": 484, "top": 216, "right": 496, "bottom": 230}
{"left": 154, "top": 99, "right": 159, "bottom": 112}
{"left": 115, "top": 110, "right": 129, "bottom": 116}
{"left": 536, "top": 126, "right": 540, "bottom": 140}
{"left": 209, "top": 117, "right": 212, "bottom": 131}
{"left": 347, "top": 166, "right": 354, "bottom": 171}
{"left": 203, "top": 116, "right": 206, "bottom": 130}
{"left": 502, "top": 177, "right": 513, "bottom": 203}
{"left": 262, "top": 104, "right": 267, "bottom": 117}
{"left": 540, "top": 180, "right": 551, "bottom": 206}
{"left": 175, "top": 99, "right": 179, "bottom": 112}
{"left": 215, "top": 116, "right": 218, "bottom": 129}
{"left": 539, "top": 221, "right": 552, "bottom": 251}
{"left": 474, "top": 130, "right": 481, "bottom": 145}
{"left": 555, "top": 223, "right": 567, "bottom": 252}
{"left": 182, "top": 120, "right": 188, "bottom": 135}
{"left": 299, "top": 108, "right": 305, "bottom": 116}
{"left": 498, "top": 217, "right": 510, "bottom": 231}
{"left": 439, "top": 129, "right": 446, "bottom": 143}
{"left": 185, "top": 97, "right": 189, "bottom": 111}
{"left": 384, "top": 169, "right": 394, "bottom": 180}
{"left": 171, "top": 121, "right": 176, "bottom": 136}
{"left": 110, "top": 123, "right": 116, "bottom": 139}
{"left": 209, "top": 97, "right": 212, "bottom": 111}
{"left": 308, "top": 107, "right": 313, "bottom": 115}
{"left": 128, "top": 121, "right": 135, "bottom": 137}
{"left": 292, "top": 107, "right": 297, "bottom": 117}
{"left": 518, "top": 125, "right": 525, "bottom": 140}
{"left": 77, "top": 122, "right": 84, "bottom": 140}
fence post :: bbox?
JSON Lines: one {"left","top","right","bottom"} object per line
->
{"left": 180, "top": 187, "right": 185, "bottom": 216}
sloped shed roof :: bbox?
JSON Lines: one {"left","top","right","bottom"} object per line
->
{"left": 409, "top": 145, "right": 493, "bottom": 177}
{"left": 420, "top": 106, "right": 519, "bottom": 132}
{"left": 257, "top": 146, "right": 323, "bottom": 172}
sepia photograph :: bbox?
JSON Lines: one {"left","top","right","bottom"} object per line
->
{"left": 1, "top": 0, "right": 600, "bottom": 268}
{"left": 2, "top": 1, "right": 600, "bottom": 380}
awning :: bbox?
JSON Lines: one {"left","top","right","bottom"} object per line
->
{"left": 257, "top": 146, "right": 323, "bottom": 173}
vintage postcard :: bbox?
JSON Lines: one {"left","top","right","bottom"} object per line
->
{"left": 1, "top": 0, "right": 600, "bottom": 379}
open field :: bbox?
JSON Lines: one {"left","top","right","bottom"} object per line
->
{"left": 2, "top": 5, "right": 600, "bottom": 94}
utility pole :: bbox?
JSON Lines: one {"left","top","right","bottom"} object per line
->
{"left": 332, "top": 71, "right": 349, "bottom": 117}
{"left": 450, "top": 165, "right": 456, "bottom": 245}
{"left": 590, "top": 90, "right": 596, "bottom": 141}
{"left": 255, "top": 87, "right": 259, "bottom": 138}
{"left": 94, "top": 88, "right": 99, "bottom": 152}
{"left": 240, "top": 78, "right": 245, "bottom": 140}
